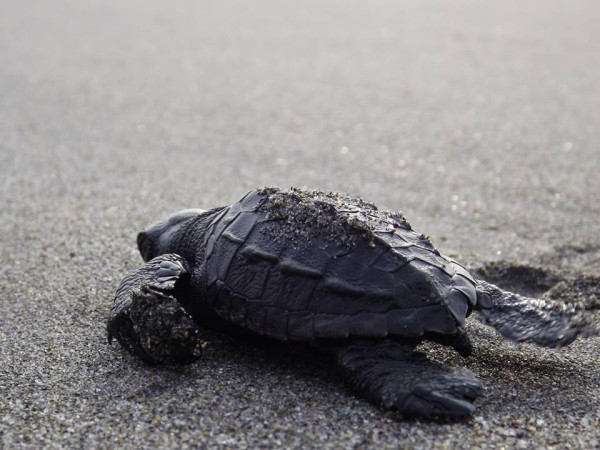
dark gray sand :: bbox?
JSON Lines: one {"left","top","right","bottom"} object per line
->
{"left": 1, "top": 1, "right": 599, "bottom": 448}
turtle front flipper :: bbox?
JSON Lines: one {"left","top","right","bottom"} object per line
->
{"left": 335, "top": 341, "right": 482, "bottom": 417}
{"left": 107, "top": 254, "right": 205, "bottom": 365}
{"left": 475, "top": 279, "right": 598, "bottom": 348}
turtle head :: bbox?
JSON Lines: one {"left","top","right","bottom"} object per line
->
{"left": 137, "top": 209, "right": 204, "bottom": 261}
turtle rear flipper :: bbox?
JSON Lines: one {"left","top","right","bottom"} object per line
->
{"left": 335, "top": 341, "right": 482, "bottom": 417}
{"left": 107, "top": 254, "right": 205, "bottom": 365}
{"left": 475, "top": 279, "right": 598, "bottom": 348}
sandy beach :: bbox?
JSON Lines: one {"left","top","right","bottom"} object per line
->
{"left": 1, "top": 0, "right": 599, "bottom": 448}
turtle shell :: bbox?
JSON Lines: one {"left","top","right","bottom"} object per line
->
{"left": 197, "top": 187, "right": 477, "bottom": 342}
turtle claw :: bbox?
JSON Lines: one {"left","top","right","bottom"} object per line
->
{"left": 336, "top": 341, "right": 483, "bottom": 418}
{"left": 107, "top": 300, "right": 158, "bottom": 365}
{"left": 108, "top": 285, "right": 205, "bottom": 365}
{"left": 400, "top": 390, "right": 475, "bottom": 418}
{"left": 398, "top": 372, "right": 482, "bottom": 417}
{"left": 108, "top": 254, "right": 205, "bottom": 365}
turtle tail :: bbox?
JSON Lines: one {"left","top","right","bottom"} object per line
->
{"left": 474, "top": 279, "right": 598, "bottom": 348}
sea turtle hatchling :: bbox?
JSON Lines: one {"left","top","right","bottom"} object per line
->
{"left": 107, "top": 187, "right": 597, "bottom": 417}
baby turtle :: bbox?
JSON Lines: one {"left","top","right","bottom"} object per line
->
{"left": 107, "top": 187, "right": 597, "bottom": 417}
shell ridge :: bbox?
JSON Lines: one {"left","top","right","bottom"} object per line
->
{"left": 205, "top": 188, "right": 467, "bottom": 341}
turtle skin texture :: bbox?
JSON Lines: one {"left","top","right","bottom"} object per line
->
{"left": 108, "top": 187, "right": 597, "bottom": 418}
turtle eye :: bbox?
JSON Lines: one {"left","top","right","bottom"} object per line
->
{"left": 137, "top": 231, "right": 151, "bottom": 261}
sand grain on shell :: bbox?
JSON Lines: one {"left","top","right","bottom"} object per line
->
{"left": 258, "top": 186, "right": 413, "bottom": 248}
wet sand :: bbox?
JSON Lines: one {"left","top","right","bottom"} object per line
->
{"left": 1, "top": 1, "right": 599, "bottom": 448}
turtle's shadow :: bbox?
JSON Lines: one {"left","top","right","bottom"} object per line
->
{"left": 97, "top": 328, "right": 342, "bottom": 402}
{"left": 97, "top": 322, "right": 598, "bottom": 422}
{"left": 98, "top": 333, "right": 465, "bottom": 424}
